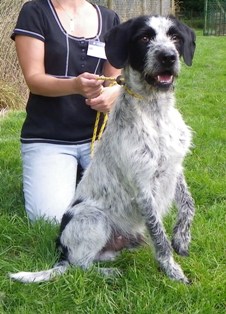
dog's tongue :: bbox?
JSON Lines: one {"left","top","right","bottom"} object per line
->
{"left": 157, "top": 74, "right": 173, "bottom": 84}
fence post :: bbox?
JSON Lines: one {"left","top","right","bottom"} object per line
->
{"left": 160, "top": 0, "right": 163, "bottom": 15}
{"left": 142, "top": 0, "right": 147, "bottom": 14}
{"left": 107, "top": 0, "right": 113, "bottom": 9}
{"left": 171, "top": 0, "right": 175, "bottom": 15}
{"left": 204, "top": 0, "right": 208, "bottom": 35}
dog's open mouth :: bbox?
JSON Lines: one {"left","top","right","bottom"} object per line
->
{"left": 145, "top": 72, "right": 175, "bottom": 89}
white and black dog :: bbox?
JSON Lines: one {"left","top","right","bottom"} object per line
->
{"left": 10, "top": 15, "right": 196, "bottom": 284}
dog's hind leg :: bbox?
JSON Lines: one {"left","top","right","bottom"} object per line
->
{"left": 172, "top": 173, "right": 195, "bottom": 256}
{"left": 59, "top": 205, "right": 121, "bottom": 276}
{"left": 140, "top": 195, "right": 189, "bottom": 283}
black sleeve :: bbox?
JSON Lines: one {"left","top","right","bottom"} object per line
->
{"left": 113, "top": 11, "right": 120, "bottom": 27}
{"left": 11, "top": 1, "right": 46, "bottom": 42}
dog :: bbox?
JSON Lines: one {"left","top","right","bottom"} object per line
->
{"left": 10, "top": 15, "right": 196, "bottom": 284}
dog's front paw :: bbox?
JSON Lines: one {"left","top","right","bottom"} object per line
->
{"left": 172, "top": 229, "right": 191, "bottom": 256}
{"left": 167, "top": 261, "right": 189, "bottom": 284}
{"left": 160, "top": 257, "right": 189, "bottom": 284}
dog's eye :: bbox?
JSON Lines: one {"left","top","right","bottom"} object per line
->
{"left": 140, "top": 36, "right": 151, "bottom": 43}
{"left": 171, "top": 34, "right": 180, "bottom": 42}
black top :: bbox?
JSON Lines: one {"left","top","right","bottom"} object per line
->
{"left": 11, "top": 0, "right": 120, "bottom": 144}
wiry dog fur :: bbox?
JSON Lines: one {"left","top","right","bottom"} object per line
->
{"left": 10, "top": 15, "right": 196, "bottom": 284}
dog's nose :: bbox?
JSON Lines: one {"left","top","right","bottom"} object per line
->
{"left": 158, "top": 52, "right": 176, "bottom": 67}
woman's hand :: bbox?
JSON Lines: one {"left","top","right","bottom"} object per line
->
{"left": 73, "top": 72, "right": 104, "bottom": 99}
{"left": 85, "top": 84, "right": 121, "bottom": 113}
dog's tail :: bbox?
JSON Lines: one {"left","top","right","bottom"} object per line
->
{"left": 9, "top": 260, "right": 69, "bottom": 283}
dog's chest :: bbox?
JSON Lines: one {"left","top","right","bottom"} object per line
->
{"left": 139, "top": 107, "right": 191, "bottom": 166}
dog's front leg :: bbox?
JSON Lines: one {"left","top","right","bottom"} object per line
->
{"left": 172, "top": 173, "right": 195, "bottom": 256}
{"left": 140, "top": 195, "right": 189, "bottom": 283}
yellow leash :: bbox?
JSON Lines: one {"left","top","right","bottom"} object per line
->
{"left": 90, "top": 77, "right": 114, "bottom": 157}
{"left": 90, "top": 75, "right": 143, "bottom": 157}
{"left": 91, "top": 111, "right": 108, "bottom": 157}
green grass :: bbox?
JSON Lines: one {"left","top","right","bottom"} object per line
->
{"left": 0, "top": 34, "right": 226, "bottom": 314}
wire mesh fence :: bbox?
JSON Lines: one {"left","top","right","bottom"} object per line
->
{"left": 204, "top": 0, "right": 226, "bottom": 35}
{"left": 94, "top": 0, "right": 174, "bottom": 20}
{"left": 0, "top": 1, "right": 27, "bottom": 104}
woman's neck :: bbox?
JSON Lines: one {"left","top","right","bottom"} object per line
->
{"left": 54, "top": 0, "right": 88, "bottom": 11}
{"left": 52, "top": 0, "right": 98, "bottom": 38}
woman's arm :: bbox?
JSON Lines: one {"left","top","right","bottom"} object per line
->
{"left": 15, "top": 36, "right": 103, "bottom": 98}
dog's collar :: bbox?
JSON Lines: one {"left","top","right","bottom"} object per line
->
{"left": 115, "top": 75, "right": 144, "bottom": 100}
{"left": 96, "top": 75, "right": 143, "bottom": 100}
{"left": 124, "top": 85, "right": 144, "bottom": 100}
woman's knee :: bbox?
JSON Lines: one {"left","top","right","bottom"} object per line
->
{"left": 21, "top": 143, "right": 78, "bottom": 223}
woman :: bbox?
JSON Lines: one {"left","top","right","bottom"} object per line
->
{"left": 11, "top": 0, "right": 121, "bottom": 222}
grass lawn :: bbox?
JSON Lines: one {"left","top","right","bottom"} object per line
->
{"left": 0, "top": 33, "right": 226, "bottom": 314}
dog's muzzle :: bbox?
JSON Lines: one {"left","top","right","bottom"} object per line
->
{"left": 145, "top": 51, "right": 178, "bottom": 89}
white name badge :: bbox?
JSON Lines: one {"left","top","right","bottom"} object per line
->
{"left": 87, "top": 40, "right": 106, "bottom": 60}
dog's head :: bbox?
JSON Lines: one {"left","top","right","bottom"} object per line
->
{"left": 105, "top": 15, "right": 196, "bottom": 90}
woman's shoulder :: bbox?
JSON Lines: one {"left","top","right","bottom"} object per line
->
{"left": 12, "top": 0, "right": 50, "bottom": 41}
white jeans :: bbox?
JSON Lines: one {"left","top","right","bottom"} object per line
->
{"left": 21, "top": 142, "right": 91, "bottom": 223}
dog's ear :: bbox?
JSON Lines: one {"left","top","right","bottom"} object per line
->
{"left": 180, "top": 23, "right": 196, "bottom": 66}
{"left": 104, "top": 19, "right": 134, "bottom": 69}
{"left": 174, "top": 18, "right": 196, "bottom": 66}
